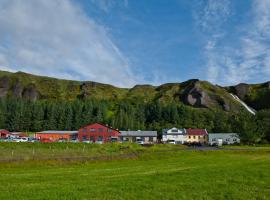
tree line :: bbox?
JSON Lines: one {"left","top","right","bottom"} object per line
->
{"left": 0, "top": 97, "right": 269, "bottom": 144}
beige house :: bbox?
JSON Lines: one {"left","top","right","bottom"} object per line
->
{"left": 186, "top": 129, "right": 208, "bottom": 144}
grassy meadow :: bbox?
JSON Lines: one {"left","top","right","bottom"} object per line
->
{"left": 0, "top": 143, "right": 269, "bottom": 200}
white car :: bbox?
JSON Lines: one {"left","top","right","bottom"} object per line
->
{"left": 13, "top": 137, "right": 28, "bottom": 142}
{"left": 167, "top": 140, "right": 176, "bottom": 144}
{"left": 136, "top": 138, "right": 144, "bottom": 145}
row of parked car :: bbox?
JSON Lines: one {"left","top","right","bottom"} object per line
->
{"left": 0, "top": 137, "right": 39, "bottom": 142}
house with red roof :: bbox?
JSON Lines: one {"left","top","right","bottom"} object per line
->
{"left": 186, "top": 128, "right": 208, "bottom": 144}
{"left": 0, "top": 129, "right": 10, "bottom": 138}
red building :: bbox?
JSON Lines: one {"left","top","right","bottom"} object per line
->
{"left": 78, "top": 123, "right": 120, "bottom": 143}
{"left": 0, "top": 129, "right": 10, "bottom": 138}
{"left": 35, "top": 131, "right": 78, "bottom": 142}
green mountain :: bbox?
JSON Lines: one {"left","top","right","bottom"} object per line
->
{"left": 0, "top": 70, "right": 269, "bottom": 112}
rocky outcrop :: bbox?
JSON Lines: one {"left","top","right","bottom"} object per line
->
{"left": 185, "top": 85, "right": 211, "bottom": 108}
{"left": 182, "top": 81, "right": 234, "bottom": 111}
{"left": 234, "top": 83, "right": 250, "bottom": 99}
{"left": 22, "top": 84, "right": 40, "bottom": 101}
{"left": 0, "top": 76, "right": 10, "bottom": 97}
{"left": 78, "top": 82, "right": 97, "bottom": 99}
{"left": 12, "top": 80, "right": 23, "bottom": 98}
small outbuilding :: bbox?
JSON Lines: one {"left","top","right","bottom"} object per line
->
{"left": 0, "top": 129, "right": 10, "bottom": 138}
{"left": 120, "top": 130, "right": 157, "bottom": 144}
{"left": 208, "top": 133, "right": 240, "bottom": 146}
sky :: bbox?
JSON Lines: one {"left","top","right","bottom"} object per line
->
{"left": 0, "top": 0, "right": 270, "bottom": 87}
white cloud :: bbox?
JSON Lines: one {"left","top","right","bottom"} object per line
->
{"left": 90, "top": 0, "right": 128, "bottom": 12}
{"left": 0, "top": 0, "right": 138, "bottom": 87}
{"left": 197, "top": 0, "right": 270, "bottom": 85}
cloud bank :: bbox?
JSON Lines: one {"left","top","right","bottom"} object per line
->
{"left": 0, "top": 0, "right": 137, "bottom": 87}
{"left": 196, "top": 0, "right": 270, "bottom": 85}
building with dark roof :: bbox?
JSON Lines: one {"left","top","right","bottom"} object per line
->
{"left": 120, "top": 130, "right": 157, "bottom": 144}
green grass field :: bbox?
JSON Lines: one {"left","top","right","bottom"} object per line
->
{"left": 0, "top": 143, "right": 269, "bottom": 200}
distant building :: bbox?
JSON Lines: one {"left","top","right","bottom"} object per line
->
{"left": 10, "top": 132, "right": 28, "bottom": 138}
{"left": 78, "top": 123, "right": 120, "bottom": 143}
{"left": 162, "top": 128, "right": 187, "bottom": 144}
{"left": 120, "top": 130, "right": 157, "bottom": 144}
{"left": 35, "top": 131, "right": 78, "bottom": 142}
{"left": 0, "top": 129, "right": 10, "bottom": 138}
{"left": 186, "top": 129, "right": 208, "bottom": 144}
{"left": 208, "top": 133, "right": 240, "bottom": 146}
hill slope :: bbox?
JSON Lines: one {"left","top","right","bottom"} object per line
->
{"left": 0, "top": 70, "right": 268, "bottom": 112}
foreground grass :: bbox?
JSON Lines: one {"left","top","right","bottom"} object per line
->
{"left": 0, "top": 144, "right": 269, "bottom": 200}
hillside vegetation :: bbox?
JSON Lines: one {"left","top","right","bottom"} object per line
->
{"left": 1, "top": 70, "right": 268, "bottom": 112}
{"left": 0, "top": 70, "right": 269, "bottom": 143}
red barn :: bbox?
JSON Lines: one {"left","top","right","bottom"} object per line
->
{"left": 0, "top": 129, "right": 10, "bottom": 138}
{"left": 35, "top": 131, "right": 78, "bottom": 142}
{"left": 78, "top": 123, "right": 120, "bottom": 143}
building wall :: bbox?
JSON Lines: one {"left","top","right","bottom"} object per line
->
{"left": 186, "top": 135, "right": 208, "bottom": 143}
{"left": 35, "top": 133, "right": 73, "bottom": 141}
{"left": 0, "top": 130, "right": 10, "bottom": 138}
{"left": 208, "top": 134, "right": 240, "bottom": 145}
{"left": 78, "top": 123, "right": 120, "bottom": 142}
{"left": 121, "top": 136, "right": 157, "bottom": 143}
{"left": 162, "top": 135, "right": 187, "bottom": 144}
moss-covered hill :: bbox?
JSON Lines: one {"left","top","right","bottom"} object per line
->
{"left": 0, "top": 70, "right": 268, "bottom": 112}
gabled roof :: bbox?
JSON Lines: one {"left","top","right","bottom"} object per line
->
{"left": 186, "top": 129, "right": 208, "bottom": 135}
{"left": 120, "top": 131, "right": 157, "bottom": 137}
{"left": 36, "top": 131, "right": 78, "bottom": 135}
{"left": 79, "top": 122, "right": 120, "bottom": 133}
{"left": 162, "top": 128, "right": 186, "bottom": 135}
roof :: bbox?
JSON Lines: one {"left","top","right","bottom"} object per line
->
{"left": 120, "top": 131, "right": 157, "bottom": 137}
{"left": 79, "top": 122, "right": 120, "bottom": 133}
{"left": 36, "top": 130, "right": 78, "bottom": 135}
{"left": 162, "top": 128, "right": 186, "bottom": 135}
{"left": 208, "top": 133, "right": 239, "bottom": 137}
{"left": 186, "top": 129, "right": 208, "bottom": 136}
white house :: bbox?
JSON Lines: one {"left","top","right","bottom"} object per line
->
{"left": 162, "top": 128, "right": 187, "bottom": 144}
{"left": 208, "top": 133, "right": 240, "bottom": 146}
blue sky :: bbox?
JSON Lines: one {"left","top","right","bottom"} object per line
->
{"left": 0, "top": 0, "right": 270, "bottom": 87}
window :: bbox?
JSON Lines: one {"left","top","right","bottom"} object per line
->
{"left": 82, "top": 128, "right": 87, "bottom": 132}
{"left": 90, "top": 128, "right": 95, "bottom": 132}
{"left": 212, "top": 138, "right": 216, "bottom": 142}
{"left": 107, "top": 129, "right": 112, "bottom": 132}
{"left": 189, "top": 136, "right": 191, "bottom": 139}
{"left": 233, "top": 138, "right": 237, "bottom": 142}
{"left": 82, "top": 136, "right": 87, "bottom": 141}
{"left": 149, "top": 137, "right": 153, "bottom": 142}
{"left": 98, "top": 128, "right": 103, "bottom": 132}
{"left": 90, "top": 136, "right": 94, "bottom": 141}
{"left": 98, "top": 136, "right": 103, "bottom": 141}
{"left": 193, "top": 136, "right": 196, "bottom": 139}
{"left": 226, "top": 138, "right": 230, "bottom": 141}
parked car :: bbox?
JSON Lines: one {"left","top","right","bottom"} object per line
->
{"left": 28, "top": 138, "right": 39, "bottom": 143}
{"left": 96, "top": 140, "right": 103, "bottom": 144}
{"left": 13, "top": 137, "right": 28, "bottom": 142}
{"left": 136, "top": 138, "right": 144, "bottom": 145}
{"left": 58, "top": 138, "right": 67, "bottom": 143}
{"left": 167, "top": 140, "right": 176, "bottom": 144}
{"left": 70, "top": 138, "right": 79, "bottom": 143}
